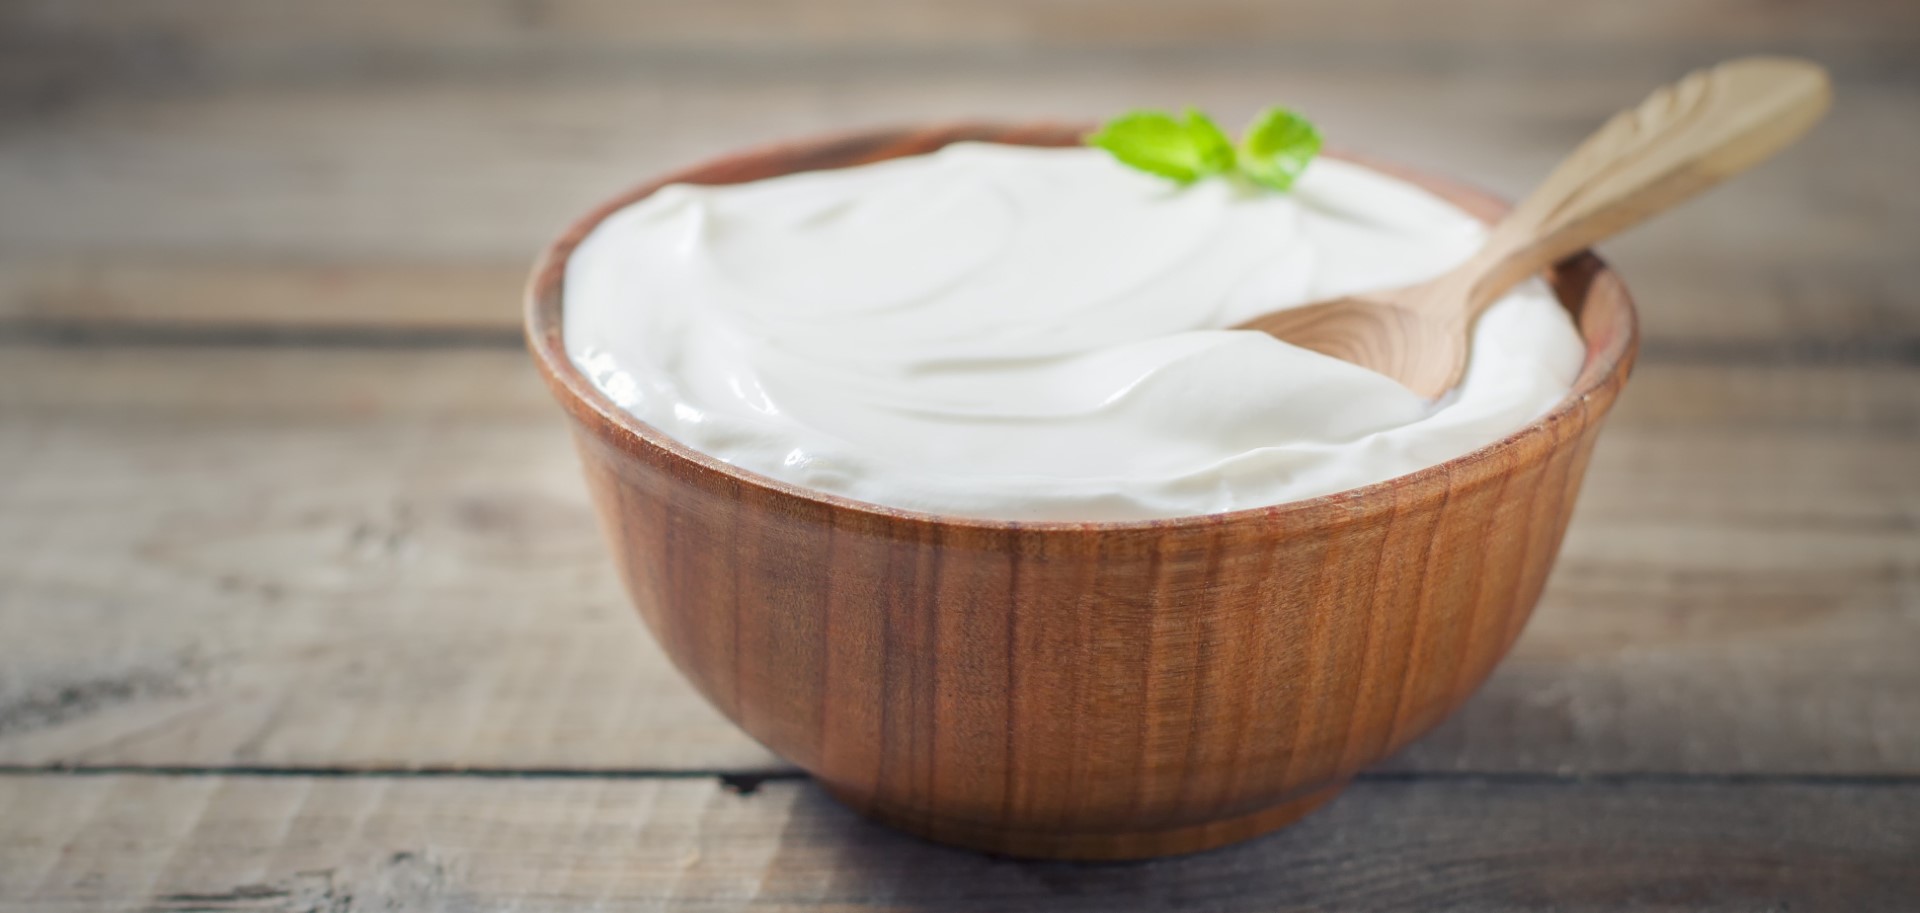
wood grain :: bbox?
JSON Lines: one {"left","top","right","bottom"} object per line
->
{"left": 1, "top": 0, "right": 1914, "bottom": 893}
{"left": 0, "top": 345, "right": 1912, "bottom": 774}
{"left": 2, "top": 56, "right": 1913, "bottom": 347}
{"left": 2, "top": 773, "right": 1916, "bottom": 911}
{"left": 3, "top": 349, "right": 1914, "bottom": 776}
{"left": 9, "top": 0, "right": 1918, "bottom": 66}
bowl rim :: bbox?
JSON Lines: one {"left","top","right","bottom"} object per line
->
{"left": 525, "top": 121, "right": 1639, "bottom": 534}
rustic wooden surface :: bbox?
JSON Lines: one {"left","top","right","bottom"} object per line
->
{"left": 3, "top": 774, "right": 1916, "bottom": 912}
{"left": 2, "top": 0, "right": 1917, "bottom": 906}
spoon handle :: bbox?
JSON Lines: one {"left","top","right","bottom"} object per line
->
{"left": 1459, "top": 57, "right": 1831, "bottom": 315}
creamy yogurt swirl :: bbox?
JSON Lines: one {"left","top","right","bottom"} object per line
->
{"left": 564, "top": 142, "right": 1585, "bottom": 521}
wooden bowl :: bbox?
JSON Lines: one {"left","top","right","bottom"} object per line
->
{"left": 525, "top": 124, "right": 1638, "bottom": 860}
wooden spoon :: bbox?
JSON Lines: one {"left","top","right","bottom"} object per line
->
{"left": 1237, "top": 57, "right": 1832, "bottom": 398}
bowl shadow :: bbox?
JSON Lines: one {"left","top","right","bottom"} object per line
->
{"left": 744, "top": 776, "right": 1446, "bottom": 911}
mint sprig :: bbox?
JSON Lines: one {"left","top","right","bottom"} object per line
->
{"left": 1086, "top": 109, "right": 1236, "bottom": 183}
{"left": 1236, "top": 108, "right": 1322, "bottom": 191}
{"left": 1088, "top": 106, "right": 1322, "bottom": 192}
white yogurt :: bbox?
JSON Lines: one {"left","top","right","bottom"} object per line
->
{"left": 564, "top": 143, "right": 1585, "bottom": 521}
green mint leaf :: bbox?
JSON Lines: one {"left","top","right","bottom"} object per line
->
{"left": 1088, "top": 108, "right": 1236, "bottom": 183}
{"left": 1181, "top": 108, "right": 1237, "bottom": 174}
{"left": 1089, "top": 105, "right": 1323, "bottom": 193}
{"left": 1236, "top": 107, "right": 1322, "bottom": 191}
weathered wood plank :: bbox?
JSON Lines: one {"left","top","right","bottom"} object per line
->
{"left": 0, "top": 773, "right": 1914, "bottom": 911}
{"left": 1, "top": 347, "right": 1914, "bottom": 774}
{"left": 0, "top": 261, "right": 529, "bottom": 334}
{"left": 1, "top": 4, "right": 1908, "bottom": 898}
{"left": 2, "top": 59, "right": 1914, "bottom": 343}
{"left": 9, "top": 0, "right": 1917, "bottom": 63}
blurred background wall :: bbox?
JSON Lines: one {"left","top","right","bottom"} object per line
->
{"left": 2, "top": 0, "right": 1913, "bottom": 349}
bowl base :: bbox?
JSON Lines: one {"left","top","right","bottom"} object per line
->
{"left": 825, "top": 780, "right": 1349, "bottom": 861}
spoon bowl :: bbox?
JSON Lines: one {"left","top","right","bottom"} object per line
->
{"left": 1236, "top": 284, "right": 1470, "bottom": 399}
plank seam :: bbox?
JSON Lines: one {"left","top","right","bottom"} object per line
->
{"left": 6, "top": 323, "right": 1919, "bottom": 367}
{"left": 0, "top": 765, "right": 1914, "bottom": 787}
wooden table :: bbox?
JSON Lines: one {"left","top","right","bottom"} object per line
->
{"left": 3, "top": 2, "right": 1917, "bottom": 909}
